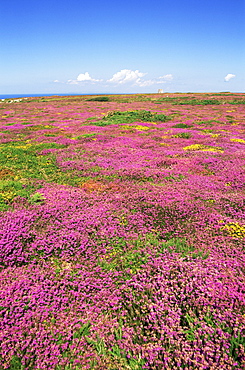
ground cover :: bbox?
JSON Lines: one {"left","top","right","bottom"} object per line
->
{"left": 0, "top": 93, "right": 244, "bottom": 369}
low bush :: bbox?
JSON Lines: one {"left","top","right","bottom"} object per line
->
{"left": 86, "top": 96, "right": 110, "bottom": 102}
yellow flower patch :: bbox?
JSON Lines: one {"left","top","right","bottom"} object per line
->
{"left": 0, "top": 191, "right": 16, "bottom": 201}
{"left": 230, "top": 138, "right": 245, "bottom": 143}
{"left": 15, "top": 144, "right": 32, "bottom": 149}
{"left": 122, "top": 125, "right": 149, "bottom": 131}
{"left": 183, "top": 144, "right": 205, "bottom": 150}
{"left": 221, "top": 222, "right": 245, "bottom": 239}
{"left": 183, "top": 144, "right": 223, "bottom": 152}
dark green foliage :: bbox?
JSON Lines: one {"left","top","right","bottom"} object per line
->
{"left": 73, "top": 322, "right": 91, "bottom": 339}
{"left": 173, "top": 123, "right": 193, "bottom": 128}
{"left": 86, "top": 96, "right": 110, "bottom": 102}
{"left": 229, "top": 332, "right": 245, "bottom": 364}
{"left": 155, "top": 96, "right": 195, "bottom": 103}
{"left": 230, "top": 99, "right": 245, "bottom": 105}
{"left": 155, "top": 97, "right": 221, "bottom": 105}
{"left": 154, "top": 113, "right": 171, "bottom": 122}
{"left": 174, "top": 132, "right": 192, "bottom": 139}
{"left": 194, "top": 120, "right": 217, "bottom": 126}
{"left": 177, "top": 99, "right": 221, "bottom": 105}
{"left": 9, "top": 356, "right": 21, "bottom": 369}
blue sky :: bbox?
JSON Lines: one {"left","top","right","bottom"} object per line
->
{"left": 1, "top": 0, "right": 244, "bottom": 94}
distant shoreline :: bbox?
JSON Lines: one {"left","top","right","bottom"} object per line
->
{"left": 1, "top": 91, "right": 244, "bottom": 100}
{"left": 0, "top": 93, "right": 112, "bottom": 100}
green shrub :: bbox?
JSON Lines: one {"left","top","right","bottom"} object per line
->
{"left": 86, "top": 96, "right": 110, "bottom": 102}
{"left": 173, "top": 123, "right": 192, "bottom": 128}
{"left": 91, "top": 110, "right": 171, "bottom": 127}
{"left": 174, "top": 132, "right": 192, "bottom": 139}
{"left": 194, "top": 120, "right": 215, "bottom": 126}
{"left": 174, "top": 99, "right": 221, "bottom": 105}
{"left": 229, "top": 99, "right": 245, "bottom": 105}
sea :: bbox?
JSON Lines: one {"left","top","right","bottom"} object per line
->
{"left": 0, "top": 93, "right": 108, "bottom": 100}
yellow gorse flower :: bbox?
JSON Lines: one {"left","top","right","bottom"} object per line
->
{"left": 230, "top": 138, "right": 245, "bottom": 144}
{"left": 15, "top": 144, "right": 32, "bottom": 149}
{"left": 122, "top": 125, "right": 149, "bottom": 131}
{"left": 0, "top": 191, "right": 16, "bottom": 201}
{"left": 183, "top": 144, "right": 223, "bottom": 153}
{"left": 221, "top": 222, "right": 245, "bottom": 238}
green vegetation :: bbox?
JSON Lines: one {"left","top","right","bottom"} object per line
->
{"left": 155, "top": 97, "right": 222, "bottom": 105}
{"left": 194, "top": 120, "right": 217, "bottom": 126}
{"left": 86, "top": 96, "right": 110, "bottom": 102}
{"left": 0, "top": 179, "right": 39, "bottom": 211}
{"left": 177, "top": 99, "right": 221, "bottom": 105}
{"left": 230, "top": 99, "right": 245, "bottom": 105}
{"left": 159, "top": 238, "right": 209, "bottom": 259}
{"left": 0, "top": 142, "right": 70, "bottom": 208}
{"left": 172, "top": 123, "right": 193, "bottom": 128}
{"left": 173, "top": 132, "right": 192, "bottom": 139}
{"left": 90, "top": 110, "right": 171, "bottom": 127}
{"left": 29, "top": 192, "right": 46, "bottom": 204}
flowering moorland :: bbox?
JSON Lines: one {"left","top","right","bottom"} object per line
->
{"left": 0, "top": 93, "right": 244, "bottom": 369}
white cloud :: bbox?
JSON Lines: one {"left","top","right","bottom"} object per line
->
{"left": 64, "top": 70, "right": 173, "bottom": 88}
{"left": 67, "top": 79, "right": 79, "bottom": 85}
{"left": 108, "top": 69, "right": 147, "bottom": 84}
{"left": 53, "top": 79, "right": 60, "bottom": 83}
{"left": 224, "top": 73, "right": 236, "bottom": 82}
{"left": 77, "top": 72, "right": 99, "bottom": 82}
{"left": 135, "top": 79, "right": 155, "bottom": 87}
{"left": 135, "top": 74, "right": 174, "bottom": 87}
{"left": 67, "top": 72, "right": 102, "bottom": 85}
{"left": 107, "top": 69, "right": 174, "bottom": 87}
{"left": 159, "top": 74, "right": 173, "bottom": 81}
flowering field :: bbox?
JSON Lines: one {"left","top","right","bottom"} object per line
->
{"left": 0, "top": 93, "right": 245, "bottom": 369}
